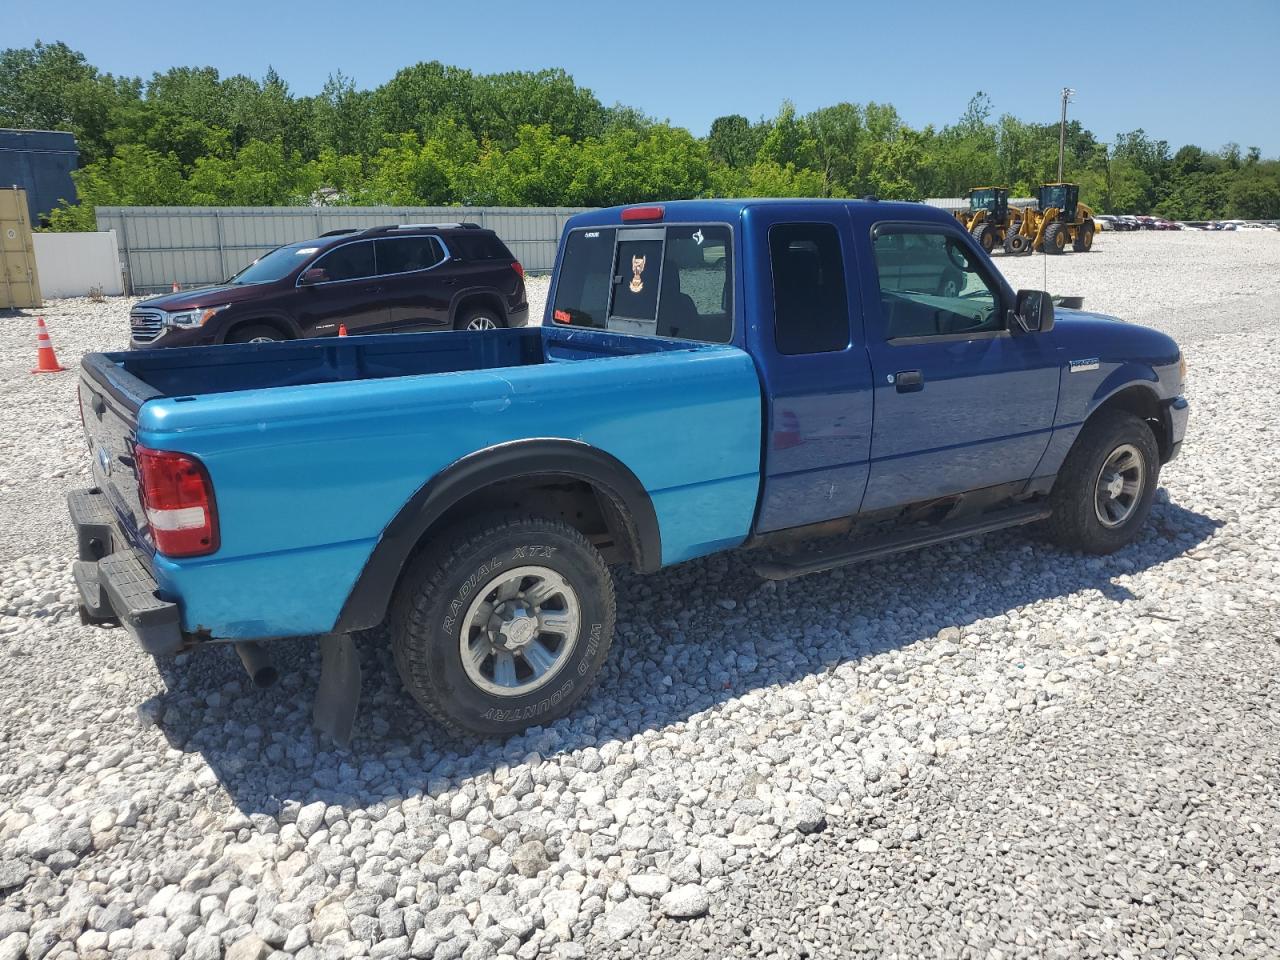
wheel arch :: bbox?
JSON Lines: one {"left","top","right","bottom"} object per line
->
{"left": 218, "top": 313, "right": 299, "bottom": 343}
{"left": 451, "top": 289, "right": 508, "bottom": 326}
{"left": 333, "top": 439, "right": 661, "bottom": 633}
{"left": 1088, "top": 382, "right": 1169, "bottom": 460}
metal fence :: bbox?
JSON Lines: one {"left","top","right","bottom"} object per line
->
{"left": 95, "top": 205, "right": 593, "bottom": 294}
{"left": 95, "top": 200, "right": 1025, "bottom": 295}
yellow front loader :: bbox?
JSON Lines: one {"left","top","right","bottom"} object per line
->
{"left": 1007, "top": 183, "right": 1096, "bottom": 255}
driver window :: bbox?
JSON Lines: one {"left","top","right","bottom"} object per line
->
{"left": 872, "top": 229, "right": 1001, "bottom": 339}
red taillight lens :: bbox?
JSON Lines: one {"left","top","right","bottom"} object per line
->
{"left": 511, "top": 261, "right": 525, "bottom": 278}
{"left": 135, "top": 446, "right": 219, "bottom": 557}
{"left": 621, "top": 205, "right": 664, "bottom": 222}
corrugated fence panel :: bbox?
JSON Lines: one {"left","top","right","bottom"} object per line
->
{"left": 97, "top": 206, "right": 594, "bottom": 293}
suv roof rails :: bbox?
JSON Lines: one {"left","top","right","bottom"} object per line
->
{"left": 362, "top": 222, "right": 485, "bottom": 235}
{"left": 319, "top": 228, "right": 361, "bottom": 237}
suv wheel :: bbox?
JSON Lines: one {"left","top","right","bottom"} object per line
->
{"left": 455, "top": 307, "right": 504, "bottom": 331}
{"left": 227, "top": 324, "right": 287, "bottom": 344}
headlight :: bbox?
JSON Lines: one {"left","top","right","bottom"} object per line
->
{"left": 165, "top": 305, "right": 228, "bottom": 328}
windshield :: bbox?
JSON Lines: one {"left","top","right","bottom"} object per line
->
{"left": 969, "top": 189, "right": 995, "bottom": 211}
{"left": 228, "top": 241, "right": 322, "bottom": 284}
{"left": 1040, "top": 186, "right": 1069, "bottom": 211}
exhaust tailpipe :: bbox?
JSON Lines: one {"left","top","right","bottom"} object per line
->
{"left": 235, "top": 642, "right": 279, "bottom": 689}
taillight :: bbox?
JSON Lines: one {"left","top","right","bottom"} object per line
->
{"left": 511, "top": 261, "right": 525, "bottom": 278}
{"left": 135, "top": 446, "right": 219, "bottom": 557}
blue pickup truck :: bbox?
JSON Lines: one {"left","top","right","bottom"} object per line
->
{"left": 70, "top": 199, "right": 1188, "bottom": 741}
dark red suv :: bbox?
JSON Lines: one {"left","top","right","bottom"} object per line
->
{"left": 129, "top": 223, "right": 528, "bottom": 348}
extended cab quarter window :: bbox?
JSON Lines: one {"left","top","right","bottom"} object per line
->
{"left": 375, "top": 236, "right": 444, "bottom": 274}
{"left": 313, "top": 241, "right": 375, "bottom": 283}
{"left": 872, "top": 228, "right": 1001, "bottom": 339}
{"left": 770, "top": 223, "right": 850, "bottom": 355}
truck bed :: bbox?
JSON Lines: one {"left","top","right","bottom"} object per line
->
{"left": 87, "top": 326, "right": 704, "bottom": 407}
{"left": 78, "top": 326, "right": 764, "bottom": 639}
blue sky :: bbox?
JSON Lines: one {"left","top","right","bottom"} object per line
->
{"left": 11, "top": 0, "right": 1280, "bottom": 155}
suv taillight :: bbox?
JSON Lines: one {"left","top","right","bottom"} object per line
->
{"left": 511, "top": 261, "right": 525, "bottom": 278}
{"left": 135, "top": 446, "right": 219, "bottom": 557}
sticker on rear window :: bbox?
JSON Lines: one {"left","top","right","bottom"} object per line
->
{"left": 584, "top": 232, "right": 600, "bottom": 238}
{"left": 553, "top": 309, "right": 572, "bottom": 324}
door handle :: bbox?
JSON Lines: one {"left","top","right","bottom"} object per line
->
{"left": 443, "top": 278, "right": 458, "bottom": 285}
{"left": 894, "top": 369, "right": 924, "bottom": 393}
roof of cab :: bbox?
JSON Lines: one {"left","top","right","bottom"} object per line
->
{"left": 565, "top": 197, "right": 957, "bottom": 229}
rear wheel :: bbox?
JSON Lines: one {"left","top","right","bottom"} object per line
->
{"left": 391, "top": 515, "right": 615, "bottom": 736}
{"left": 1043, "top": 410, "right": 1159, "bottom": 554}
{"left": 972, "top": 223, "right": 996, "bottom": 253}
{"left": 227, "top": 323, "right": 288, "bottom": 344}
{"left": 1044, "top": 222, "right": 1069, "bottom": 255}
{"left": 455, "top": 306, "right": 505, "bottom": 331}
{"left": 1073, "top": 223, "right": 1095, "bottom": 252}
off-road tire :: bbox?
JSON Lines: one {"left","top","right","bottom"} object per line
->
{"left": 454, "top": 306, "right": 505, "bottom": 331}
{"left": 226, "top": 323, "right": 288, "bottom": 344}
{"left": 1005, "top": 233, "right": 1031, "bottom": 255}
{"left": 391, "top": 515, "right": 615, "bottom": 737}
{"left": 1044, "top": 410, "right": 1160, "bottom": 554}
{"left": 972, "top": 223, "right": 996, "bottom": 253}
{"left": 1073, "top": 223, "right": 1095, "bottom": 252}
{"left": 1043, "top": 222, "right": 1069, "bottom": 254}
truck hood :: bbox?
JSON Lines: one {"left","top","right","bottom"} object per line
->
{"left": 136, "top": 283, "right": 274, "bottom": 311}
{"left": 1053, "top": 307, "right": 1180, "bottom": 365}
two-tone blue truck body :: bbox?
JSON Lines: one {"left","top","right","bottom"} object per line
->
{"left": 71, "top": 199, "right": 1188, "bottom": 739}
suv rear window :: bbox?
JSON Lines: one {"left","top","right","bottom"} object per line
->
{"left": 551, "top": 224, "right": 732, "bottom": 343}
{"left": 448, "top": 232, "right": 513, "bottom": 261}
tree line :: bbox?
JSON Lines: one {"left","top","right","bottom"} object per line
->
{"left": 3, "top": 41, "right": 1277, "bottom": 230}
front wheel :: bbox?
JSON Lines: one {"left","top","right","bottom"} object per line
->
{"left": 391, "top": 515, "right": 616, "bottom": 736}
{"left": 1043, "top": 410, "right": 1160, "bottom": 554}
{"left": 226, "top": 323, "right": 287, "bottom": 344}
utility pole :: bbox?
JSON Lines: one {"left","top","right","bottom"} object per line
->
{"left": 1058, "top": 87, "right": 1076, "bottom": 182}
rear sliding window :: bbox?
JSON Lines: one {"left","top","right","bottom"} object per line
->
{"left": 551, "top": 224, "right": 732, "bottom": 343}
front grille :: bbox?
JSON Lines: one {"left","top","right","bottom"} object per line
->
{"left": 130, "top": 309, "right": 164, "bottom": 343}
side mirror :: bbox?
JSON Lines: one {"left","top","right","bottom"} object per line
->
{"left": 1013, "top": 289, "right": 1054, "bottom": 334}
{"left": 300, "top": 268, "right": 328, "bottom": 286}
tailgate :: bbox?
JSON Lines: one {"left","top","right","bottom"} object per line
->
{"left": 78, "top": 363, "right": 153, "bottom": 555}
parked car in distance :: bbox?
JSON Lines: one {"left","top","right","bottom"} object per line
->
{"left": 129, "top": 223, "right": 528, "bottom": 348}
{"left": 72, "top": 198, "right": 1189, "bottom": 741}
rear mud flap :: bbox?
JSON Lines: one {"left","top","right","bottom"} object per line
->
{"left": 313, "top": 633, "right": 362, "bottom": 747}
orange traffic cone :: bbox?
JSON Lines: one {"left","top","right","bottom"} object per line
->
{"left": 172, "top": 281, "right": 180, "bottom": 293}
{"left": 32, "top": 317, "right": 66, "bottom": 374}
{"left": 338, "top": 324, "right": 348, "bottom": 337}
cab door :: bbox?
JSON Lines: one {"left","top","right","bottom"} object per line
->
{"left": 746, "top": 204, "right": 875, "bottom": 533}
{"left": 856, "top": 217, "right": 1060, "bottom": 511}
{"left": 375, "top": 235, "right": 452, "bottom": 329}
{"left": 295, "top": 240, "right": 389, "bottom": 334}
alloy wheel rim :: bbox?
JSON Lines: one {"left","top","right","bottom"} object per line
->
{"left": 459, "top": 565, "right": 581, "bottom": 697}
{"left": 1094, "top": 443, "right": 1145, "bottom": 528}
{"left": 248, "top": 336, "right": 276, "bottom": 343}
{"left": 467, "top": 316, "right": 498, "bottom": 330}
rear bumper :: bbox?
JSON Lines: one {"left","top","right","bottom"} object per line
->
{"left": 68, "top": 488, "right": 184, "bottom": 655}
{"left": 1162, "top": 395, "right": 1189, "bottom": 462}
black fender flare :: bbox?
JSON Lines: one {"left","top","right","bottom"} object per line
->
{"left": 333, "top": 438, "right": 661, "bottom": 633}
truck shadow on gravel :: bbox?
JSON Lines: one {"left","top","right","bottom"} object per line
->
{"left": 145, "top": 497, "right": 1220, "bottom": 816}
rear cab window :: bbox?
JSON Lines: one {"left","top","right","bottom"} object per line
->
{"left": 551, "top": 223, "right": 733, "bottom": 344}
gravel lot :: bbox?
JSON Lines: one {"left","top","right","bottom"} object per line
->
{"left": 1, "top": 232, "right": 1278, "bottom": 960}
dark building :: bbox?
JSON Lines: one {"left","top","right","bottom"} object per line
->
{"left": 0, "top": 129, "right": 79, "bottom": 225}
